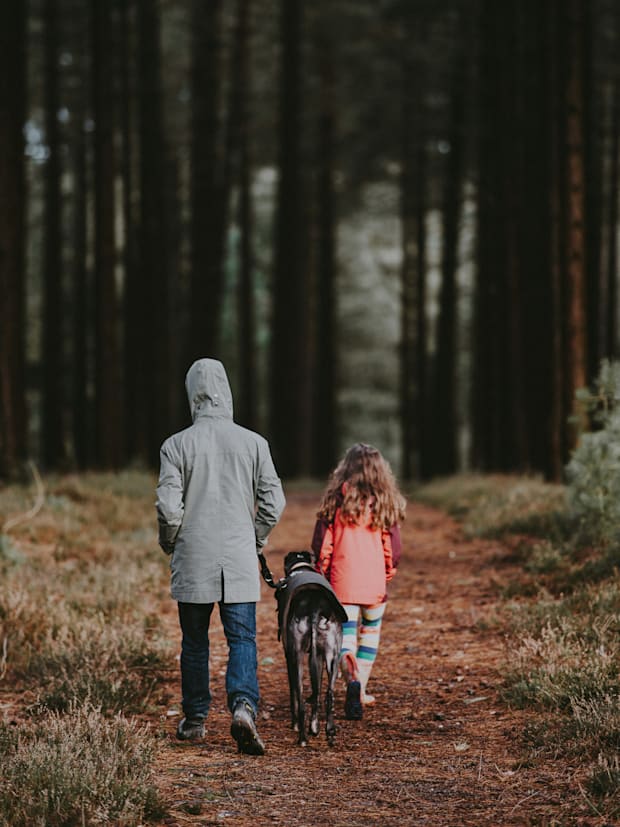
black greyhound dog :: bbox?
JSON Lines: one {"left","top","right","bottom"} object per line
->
{"left": 274, "top": 551, "right": 348, "bottom": 747}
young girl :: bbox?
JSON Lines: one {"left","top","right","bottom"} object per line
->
{"left": 311, "top": 443, "right": 406, "bottom": 720}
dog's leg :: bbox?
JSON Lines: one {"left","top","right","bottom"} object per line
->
{"left": 308, "top": 613, "right": 321, "bottom": 737}
{"left": 286, "top": 651, "right": 299, "bottom": 731}
{"left": 325, "top": 625, "right": 342, "bottom": 746}
{"left": 295, "top": 649, "right": 307, "bottom": 746}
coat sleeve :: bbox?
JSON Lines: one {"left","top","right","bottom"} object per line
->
{"left": 311, "top": 517, "right": 329, "bottom": 561}
{"left": 315, "top": 522, "right": 334, "bottom": 580}
{"left": 254, "top": 442, "right": 286, "bottom": 549}
{"left": 382, "top": 528, "right": 396, "bottom": 582}
{"left": 155, "top": 439, "right": 184, "bottom": 555}
{"left": 389, "top": 523, "right": 402, "bottom": 568}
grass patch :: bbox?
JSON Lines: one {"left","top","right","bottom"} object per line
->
{"left": 0, "top": 706, "right": 165, "bottom": 827}
{"left": 0, "top": 471, "right": 170, "bottom": 824}
{"left": 413, "top": 473, "right": 569, "bottom": 541}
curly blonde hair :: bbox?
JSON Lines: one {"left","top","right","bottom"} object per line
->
{"left": 317, "top": 443, "right": 406, "bottom": 529}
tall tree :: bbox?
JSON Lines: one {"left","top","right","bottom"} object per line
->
{"left": 0, "top": 0, "right": 27, "bottom": 478}
{"left": 190, "top": 0, "right": 225, "bottom": 360}
{"left": 605, "top": 72, "right": 620, "bottom": 359}
{"left": 563, "top": 0, "right": 589, "bottom": 444}
{"left": 137, "top": 0, "right": 170, "bottom": 461}
{"left": 68, "top": 0, "right": 93, "bottom": 469}
{"left": 472, "top": 0, "right": 508, "bottom": 471}
{"left": 234, "top": 0, "right": 258, "bottom": 431}
{"left": 71, "top": 116, "right": 91, "bottom": 468}
{"left": 431, "top": 19, "right": 468, "bottom": 476}
{"left": 312, "top": 12, "right": 337, "bottom": 476}
{"left": 42, "top": 0, "right": 66, "bottom": 468}
{"left": 270, "top": 0, "right": 308, "bottom": 476}
{"left": 120, "top": 0, "right": 147, "bottom": 463}
{"left": 547, "top": 0, "right": 566, "bottom": 480}
{"left": 399, "top": 9, "right": 428, "bottom": 481}
{"left": 92, "top": 0, "right": 123, "bottom": 467}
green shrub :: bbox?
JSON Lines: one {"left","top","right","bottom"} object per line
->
{"left": 566, "top": 360, "right": 620, "bottom": 545}
{"left": 0, "top": 706, "right": 165, "bottom": 827}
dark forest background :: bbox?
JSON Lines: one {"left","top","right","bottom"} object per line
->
{"left": 1, "top": 0, "right": 619, "bottom": 482}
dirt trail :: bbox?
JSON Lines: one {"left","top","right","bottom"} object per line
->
{"left": 153, "top": 492, "right": 602, "bottom": 827}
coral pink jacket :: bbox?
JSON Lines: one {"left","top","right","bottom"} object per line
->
{"left": 312, "top": 508, "right": 400, "bottom": 606}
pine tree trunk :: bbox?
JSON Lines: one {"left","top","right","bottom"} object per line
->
{"left": 432, "top": 33, "right": 467, "bottom": 475}
{"left": 92, "top": 0, "right": 123, "bottom": 467}
{"left": 190, "top": 0, "right": 225, "bottom": 360}
{"left": 399, "top": 14, "right": 427, "bottom": 482}
{"left": 42, "top": 0, "right": 66, "bottom": 469}
{"left": 313, "top": 20, "right": 337, "bottom": 477}
{"left": 271, "top": 0, "right": 307, "bottom": 477}
{"left": 473, "top": 0, "right": 504, "bottom": 470}
{"left": 138, "top": 0, "right": 169, "bottom": 462}
{"left": 0, "top": 0, "right": 27, "bottom": 478}
{"left": 606, "top": 74, "right": 620, "bottom": 358}
{"left": 72, "top": 117, "right": 91, "bottom": 468}
{"left": 547, "top": 0, "right": 566, "bottom": 481}
{"left": 120, "top": 0, "right": 148, "bottom": 463}
{"left": 234, "top": 0, "right": 257, "bottom": 432}
{"left": 583, "top": 2, "right": 602, "bottom": 378}
{"left": 563, "top": 0, "right": 588, "bottom": 445}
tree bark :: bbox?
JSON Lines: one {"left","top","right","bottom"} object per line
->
{"left": 120, "top": 0, "right": 148, "bottom": 463}
{"left": 234, "top": 0, "right": 258, "bottom": 432}
{"left": 563, "top": 0, "right": 588, "bottom": 445}
{"left": 313, "top": 18, "right": 337, "bottom": 477}
{"left": 270, "top": 0, "right": 307, "bottom": 477}
{"left": 605, "top": 73, "right": 620, "bottom": 359}
{"left": 0, "top": 0, "right": 27, "bottom": 478}
{"left": 72, "top": 108, "right": 91, "bottom": 468}
{"left": 432, "top": 29, "right": 467, "bottom": 476}
{"left": 42, "top": 0, "right": 66, "bottom": 469}
{"left": 546, "top": 0, "right": 566, "bottom": 481}
{"left": 137, "top": 0, "right": 170, "bottom": 463}
{"left": 473, "top": 0, "right": 505, "bottom": 471}
{"left": 190, "top": 0, "right": 225, "bottom": 360}
{"left": 92, "top": 0, "right": 123, "bottom": 467}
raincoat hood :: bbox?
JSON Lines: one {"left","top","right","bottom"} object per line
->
{"left": 185, "top": 358, "right": 234, "bottom": 422}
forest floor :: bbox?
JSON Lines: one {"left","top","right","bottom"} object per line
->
{"left": 151, "top": 490, "right": 609, "bottom": 827}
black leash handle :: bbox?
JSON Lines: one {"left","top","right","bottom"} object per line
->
{"left": 258, "top": 551, "right": 279, "bottom": 589}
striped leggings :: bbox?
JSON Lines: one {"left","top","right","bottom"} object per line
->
{"left": 340, "top": 603, "right": 386, "bottom": 691}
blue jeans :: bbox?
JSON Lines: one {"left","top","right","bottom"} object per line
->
{"left": 177, "top": 601, "right": 259, "bottom": 721}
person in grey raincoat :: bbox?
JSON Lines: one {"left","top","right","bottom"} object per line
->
{"left": 156, "top": 358, "right": 285, "bottom": 755}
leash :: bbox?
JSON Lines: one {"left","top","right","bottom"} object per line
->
{"left": 257, "top": 551, "right": 284, "bottom": 590}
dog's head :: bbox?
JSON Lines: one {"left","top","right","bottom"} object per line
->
{"left": 283, "top": 550, "right": 313, "bottom": 577}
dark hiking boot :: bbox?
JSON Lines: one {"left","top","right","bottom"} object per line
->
{"left": 231, "top": 701, "right": 265, "bottom": 756}
{"left": 344, "top": 680, "right": 363, "bottom": 720}
{"left": 176, "top": 717, "right": 205, "bottom": 741}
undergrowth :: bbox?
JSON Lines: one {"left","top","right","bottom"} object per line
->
{"left": 0, "top": 706, "right": 165, "bottom": 826}
{"left": 0, "top": 470, "right": 170, "bottom": 825}
{"left": 417, "top": 367, "right": 620, "bottom": 821}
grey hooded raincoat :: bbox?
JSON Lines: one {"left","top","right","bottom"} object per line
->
{"left": 156, "top": 359, "right": 286, "bottom": 604}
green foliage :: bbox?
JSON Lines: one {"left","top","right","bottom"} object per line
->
{"left": 566, "top": 360, "right": 620, "bottom": 544}
{"left": 0, "top": 707, "right": 165, "bottom": 827}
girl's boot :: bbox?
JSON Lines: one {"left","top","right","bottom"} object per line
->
{"left": 340, "top": 652, "right": 362, "bottom": 720}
